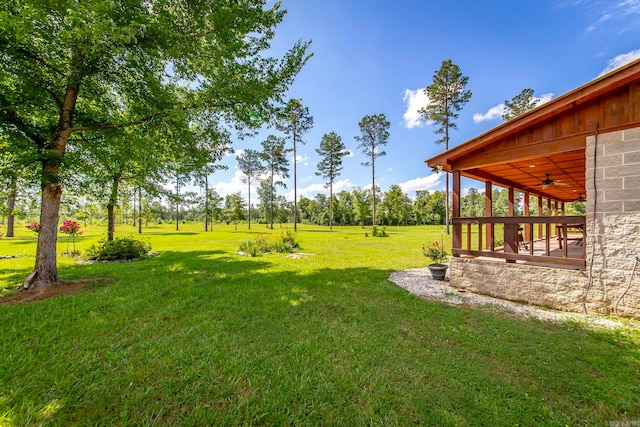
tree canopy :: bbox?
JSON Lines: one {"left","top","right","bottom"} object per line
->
{"left": 0, "top": 0, "right": 311, "bottom": 288}
{"left": 502, "top": 88, "right": 540, "bottom": 121}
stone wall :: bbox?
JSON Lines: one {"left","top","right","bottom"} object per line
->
{"left": 448, "top": 258, "right": 591, "bottom": 313}
{"left": 448, "top": 126, "right": 640, "bottom": 319}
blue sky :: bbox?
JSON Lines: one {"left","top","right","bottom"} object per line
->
{"left": 211, "top": 0, "right": 640, "bottom": 201}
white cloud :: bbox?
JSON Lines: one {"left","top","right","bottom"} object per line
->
{"left": 286, "top": 178, "right": 354, "bottom": 200}
{"left": 213, "top": 170, "right": 271, "bottom": 198}
{"left": 387, "top": 167, "right": 393, "bottom": 172}
{"left": 473, "top": 104, "right": 506, "bottom": 123}
{"left": 586, "top": 12, "right": 613, "bottom": 32}
{"left": 598, "top": 48, "right": 640, "bottom": 76}
{"left": 402, "top": 88, "right": 430, "bottom": 129}
{"left": 292, "top": 154, "right": 310, "bottom": 166}
{"left": 212, "top": 170, "right": 246, "bottom": 197}
{"left": 397, "top": 174, "right": 442, "bottom": 195}
{"left": 473, "top": 93, "right": 554, "bottom": 123}
{"left": 536, "top": 93, "right": 554, "bottom": 105}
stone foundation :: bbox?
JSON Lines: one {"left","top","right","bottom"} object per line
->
{"left": 448, "top": 256, "right": 640, "bottom": 319}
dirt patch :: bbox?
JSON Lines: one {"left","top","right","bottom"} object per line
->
{"left": 0, "top": 278, "right": 112, "bottom": 305}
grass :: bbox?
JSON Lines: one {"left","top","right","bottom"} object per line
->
{"left": 1, "top": 222, "right": 639, "bottom": 425}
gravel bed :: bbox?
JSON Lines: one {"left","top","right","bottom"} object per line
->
{"left": 389, "top": 267, "right": 632, "bottom": 330}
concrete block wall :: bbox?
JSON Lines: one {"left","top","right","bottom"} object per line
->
{"left": 584, "top": 128, "right": 640, "bottom": 319}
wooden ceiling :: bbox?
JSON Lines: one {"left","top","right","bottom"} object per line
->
{"left": 463, "top": 149, "right": 585, "bottom": 202}
{"left": 427, "top": 59, "right": 640, "bottom": 202}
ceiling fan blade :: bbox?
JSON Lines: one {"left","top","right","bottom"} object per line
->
{"left": 542, "top": 184, "right": 549, "bottom": 190}
{"left": 555, "top": 181, "right": 571, "bottom": 187}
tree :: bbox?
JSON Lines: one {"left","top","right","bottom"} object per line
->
{"left": 355, "top": 114, "right": 390, "bottom": 226}
{"left": 382, "top": 185, "right": 412, "bottom": 226}
{"left": 1, "top": 1, "right": 310, "bottom": 289}
{"left": 352, "top": 188, "right": 372, "bottom": 227}
{"left": 237, "top": 149, "right": 266, "bottom": 230}
{"left": 461, "top": 187, "right": 485, "bottom": 218}
{"left": 223, "top": 193, "right": 246, "bottom": 231}
{"left": 260, "top": 135, "right": 290, "bottom": 229}
{"left": 315, "top": 131, "right": 348, "bottom": 230}
{"left": 420, "top": 59, "right": 472, "bottom": 235}
{"left": 502, "top": 88, "right": 540, "bottom": 121}
{"left": 276, "top": 99, "right": 313, "bottom": 231}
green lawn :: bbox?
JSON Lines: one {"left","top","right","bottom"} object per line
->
{"left": 1, "top": 223, "right": 639, "bottom": 426}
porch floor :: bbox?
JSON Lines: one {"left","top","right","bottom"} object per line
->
{"left": 467, "top": 234, "right": 585, "bottom": 270}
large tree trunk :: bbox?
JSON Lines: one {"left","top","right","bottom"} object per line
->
{"left": 22, "top": 82, "right": 79, "bottom": 290}
{"left": 107, "top": 174, "right": 121, "bottom": 241}
{"left": 6, "top": 176, "right": 17, "bottom": 238}
{"left": 22, "top": 178, "right": 63, "bottom": 288}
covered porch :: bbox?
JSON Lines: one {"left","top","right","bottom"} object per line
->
{"left": 427, "top": 59, "right": 640, "bottom": 271}
{"left": 424, "top": 58, "right": 640, "bottom": 318}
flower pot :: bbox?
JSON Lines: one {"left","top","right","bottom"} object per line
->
{"left": 428, "top": 263, "right": 448, "bottom": 281}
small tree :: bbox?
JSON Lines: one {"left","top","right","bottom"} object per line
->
{"left": 355, "top": 114, "right": 390, "bottom": 226}
{"left": 276, "top": 99, "right": 314, "bottom": 231}
{"left": 223, "top": 193, "right": 246, "bottom": 231}
{"left": 315, "top": 131, "right": 348, "bottom": 230}
{"left": 419, "top": 59, "right": 472, "bottom": 234}
{"left": 260, "top": 135, "right": 291, "bottom": 229}
{"left": 502, "top": 88, "right": 540, "bottom": 121}
{"left": 237, "top": 149, "right": 266, "bottom": 230}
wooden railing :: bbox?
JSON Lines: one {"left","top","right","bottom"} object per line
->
{"left": 452, "top": 215, "right": 586, "bottom": 268}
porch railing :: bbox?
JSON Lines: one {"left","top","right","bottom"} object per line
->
{"left": 452, "top": 215, "right": 586, "bottom": 268}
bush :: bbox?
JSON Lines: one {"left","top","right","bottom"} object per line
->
{"left": 238, "top": 230, "right": 299, "bottom": 257}
{"left": 369, "top": 226, "right": 388, "bottom": 237}
{"left": 85, "top": 236, "right": 151, "bottom": 261}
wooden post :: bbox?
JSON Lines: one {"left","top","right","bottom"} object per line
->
{"left": 537, "top": 196, "right": 543, "bottom": 239}
{"left": 561, "top": 201, "right": 565, "bottom": 216}
{"left": 485, "top": 181, "right": 493, "bottom": 251}
{"left": 508, "top": 187, "right": 515, "bottom": 217}
{"left": 524, "top": 192, "right": 530, "bottom": 241}
{"left": 452, "top": 171, "right": 461, "bottom": 257}
{"left": 506, "top": 187, "right": 516, "bottom": 263}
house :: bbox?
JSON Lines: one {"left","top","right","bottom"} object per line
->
{"left": 426, "top": 58, "right": 640, "bottom": 319}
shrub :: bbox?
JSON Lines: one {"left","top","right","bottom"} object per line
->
{"left": 370, "top": 226, "right": 388, "bottom": 237}
{"left": 85, "top": 236, "right": 151, "bottom": 261}
{"left": 422, "top": 240, "right": 449, "bottom": 265}
{"left": 238, "top": 230, "right": 299, "bottom": 257}
{"left": 26, "top": 222, "right": 41, "bottom": 233}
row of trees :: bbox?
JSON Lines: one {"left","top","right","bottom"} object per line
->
{"left": 2, "top": 181, "right": 584, "bottom": 234}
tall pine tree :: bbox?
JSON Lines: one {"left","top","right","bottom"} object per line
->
{"left": 276, "top": 99, "right": 313, "bottom": 231}
{"left": 355, "top": 114, "right": 390, "bottom": 226}
{"left": 316, "top": 131, "right": 348, "bottom": 230}
{"left": 419, "top": 59, "right": 472, "bottom": 234}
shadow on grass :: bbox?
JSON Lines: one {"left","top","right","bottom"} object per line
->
{"left": 0, "top": 249, "right": 639, "bottom": 426}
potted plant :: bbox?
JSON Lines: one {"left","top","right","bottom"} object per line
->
{"left": 422, "top": 240, "right": 449, "bottom": 281}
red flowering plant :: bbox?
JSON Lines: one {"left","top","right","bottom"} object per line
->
{"left": 422, "top": 240, "right": 449, "bottom": 265}
{"left": 60, "top": 220, "right": 83, "bottom": 255}
{"left": 26, "top": 222, "right": 41, "bottom": 233}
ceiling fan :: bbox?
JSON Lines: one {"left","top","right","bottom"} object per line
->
{"left": 540, "top": 174, "right": 570, "bottom": 190}
{"left": 575, "top": 193, "right": 586, "bottom": 202}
